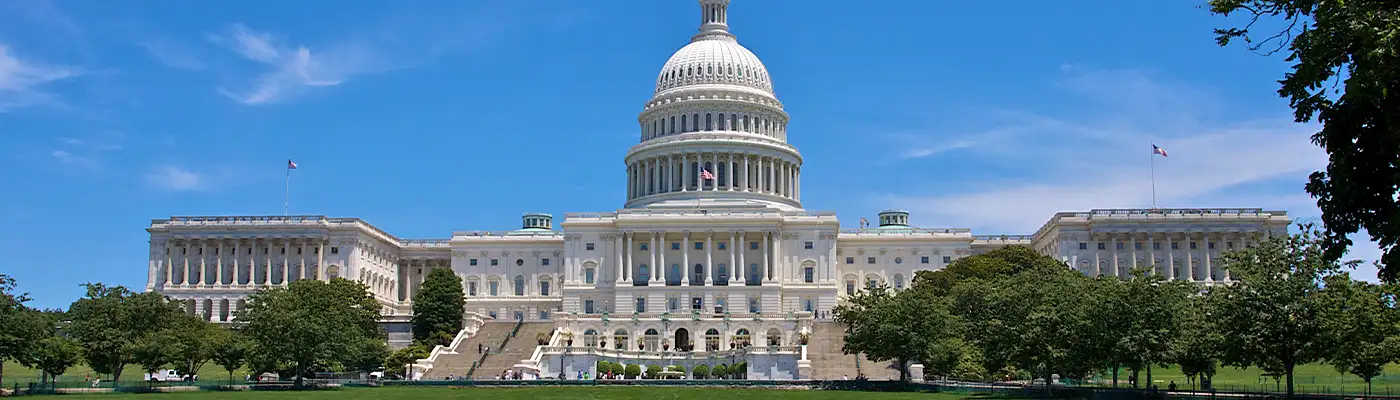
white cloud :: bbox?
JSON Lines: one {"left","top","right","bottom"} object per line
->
{"left": 875, "top": 66, "right": 1387, "bottom": 277}
{"left": 136, "top": 40, "right": 205, "bottom": 70}
{"left": 211, "top": 24, "right": 392, "bottom": 105}
{"left": 0, "top": 44, "right": 79, "bottom": 112}
{"left": 144, "top": 165, "right": 203, "bottom": 191}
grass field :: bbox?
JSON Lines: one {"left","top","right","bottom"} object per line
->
{"left": 2, "top": 361, "right": 253, "bottom": 386}
{"left": 1095, "top": 363, "right": 1400, "bottom": 394}
{"left": 42, "top": 387, "right": 984, "bottom": 400}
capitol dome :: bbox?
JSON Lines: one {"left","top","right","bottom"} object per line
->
{"left": 654, "top": 38, "right": 773, "bottom": 95}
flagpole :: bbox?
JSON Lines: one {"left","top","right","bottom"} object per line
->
{"left": 284, "top": 162, "right": 290, "bottom": 216}
{"left": 1150, "top": 149, "right": 1157, "bottom": 209}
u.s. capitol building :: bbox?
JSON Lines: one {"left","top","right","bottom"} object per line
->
{"left": 144, "top": 0, "right": 1288, "bottom": 380}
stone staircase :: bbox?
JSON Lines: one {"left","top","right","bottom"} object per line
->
{"left": 470, "top": 322, "right": 556, "bottom": 379}
{"left": 422, "top": 322, "right": 530, "bottom": 380}
{"left": 806, "top": 321, "right": 901, "bottom": 380}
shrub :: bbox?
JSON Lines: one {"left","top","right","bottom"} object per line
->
{"left": 609, "top": 362, "right": 625, "bottom": 376}
{"left": 693, "top": 364, "right": 710, "bottom": 379}
{"left": 596, "top": 360, "right": 611, "bottom": 375}
{"left": 713, "top": 364, "right": 728, "bottom": 379}
{"left": 646, "top": 364, "right": 663, "bottom": 379}
{"left": 624, "top": 363, "right": 641, "bottom": 379}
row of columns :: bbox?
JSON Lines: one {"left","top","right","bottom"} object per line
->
{"left": 398, "top": 258, "right": 449, "bottom": 301}
{"left": 626, "top": 152, "right": 799, "bottom": 201}
{"left": 160, "top": 237, "right": 326, "bottom": 287}
{"left": 1083, "top": 231, "right": 1264, "bottom": 281}
{"left": 642, "top": 111, "right": 786, "bottom": 142}
{"left": 178, "top": 297, "right": 245, "bottom": 323}
{"left": 614, "top": 231, "right": 778, "bottom": 286}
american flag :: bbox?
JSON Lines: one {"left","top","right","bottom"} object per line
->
{"left": 700, "top": 168, "right": 715, "bottom": 180}
{"left": 287, "top": 159, "right": 298, "bottom": 169}
{"left": 1152, "top": 144, "right": 1168, "bottom": 157}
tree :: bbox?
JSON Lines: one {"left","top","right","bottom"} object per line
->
{"left": 1207, "top": 0, "right": 1400, "bottom": 281}
{"left": 344, "top": 338, "right": 390, "bottom": 381}
{"left": 66, "top": 283, "right": 184, "bottom": 383}
{"left": 0, "top": 274, "right": 49, "bottom": 388}
{"left": 237, "top": 278, "right": 383, "bottom": 386}
{"left": 23, "top": 336, "right": 81, "bottom": 387}
{"left": 169, "top": 315, "right": 221, "bottom": 377}
{"left": 384, "top": 344, "right": 430, "bottom": 379}
{"left": 1113, "top": 269, "right": 1193, "bottom": 388}
{"left": 958, "top": 265, "right": 1100, "bottom": 387}
{"left": 411, "top": 268, "right": 465, "bottom": 345}
{"left": 913, "top": 246, "right": 1063, "bottom": 297}
{"left": 1215, "top": 226, "right": 1351, "bottom": 398}
{"left": 210, "top": 330, "right": 248, "bottom": 383}
{"left": 131, "top": 332, "right": 174, "bottom": 381}
{"left": 624, "top": 363, "right": 641, "bottom": 379}
{"left": 834, "top": 282, "right": 963, "bottom": 382}
{"left": 1173, "top": 290, "right": 1224, "bottom": 391}
{"left": 1319, "top": 273, "right": 1400, "bottom": 395}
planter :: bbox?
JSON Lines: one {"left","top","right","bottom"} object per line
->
{"left": 566, "top": 339, "right": 574, "bottom": 347}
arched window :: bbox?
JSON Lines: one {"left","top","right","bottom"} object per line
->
{"left": 670, "top": 116, "right": 676, "bottom": 133}
{"left": 539, "top": 279, "right": 550, "bottom": 296}
{"left": 681, "top": 115, "right": 687, "bottom": 132}
{"left": 644, "top": 329, "right": 661, "bottom": 350}
{"left": 705, "top": 329, "right": 721, "bottom": 351}
{"left": 730, "top": 114, "right": 738, "bottom": 131}
{"left": 893, "top": 274, "right": 905, "bottom": 290}
{"left": 719, "top": 113, "right": 727, "bottom": 130}
{"left": 766, "top": 328, "right": 782, "bottom": 346}
{"left": 692, "top": 114, "right": 699, "bottom": 132}
{"left": 743, "top": 115, "right": 750, "bottom": 132}
{"left": 669, "top": 264, "right": 682, "bottom": 286}
{"left": 614, "top": 329, "right": 628, "bottom": 350}
{"left": 804, "top": 265, "right": 815, "bottom": 283}
{"left": 584, "top": 329, "right": 599, "bottom": 347}
{"left": 705, "top": 113, "right": 712, "bottom": 130}
{"left": 584, "top": 267, "right": 595, "bottom": 284}
{"left": 693, "top": 263, "right": 705, "bottom": 283}
{"left": 638, "top": 264, "right": 650, "bottom": 283}
{"left": 514, "top": 275, "right": 526, "bottom": 296}
{"left": 735, "top": 329, "right": 751, "bottom": 347}
{"left": 748, "top": 263, "right": 760, "bottom": 284}
{"left": 717, "top": 263, "right": 728, "bottom": 283}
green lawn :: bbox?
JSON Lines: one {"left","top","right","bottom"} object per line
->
{"left": 2, "top": 361, "right": 252, "bottom": 387}
{"left": 46, "top": 387, "right": 992, "bottom": 400}
{"left": 1095, "top": 363, "right": 1400, "bottom": 395}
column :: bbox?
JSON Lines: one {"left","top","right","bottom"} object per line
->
{"left": 1203, "top": 233, "right": 1213, "bottom": 281}
{"left": 795, "top": 166, "right": 800, "bottom": 201}
{"left": 682, "top": 231, "right": 691, "bottom": 285}
{"left": 198, "top": 240, "right": 208, "bottom": 285}
{"left": 1110, "top": 235, "right": 1118, "bottom": 277}
{"left": 626, "top": 233, "right": 634, "bottom": 283}
{"left": 165, "top": 240, "right": 175, "bottom": 286}
{"left": 681, "top": 154, "right": 690, "bottom": 191}
{"left": 281, "top": 239, "right": 290, "bottom": 284}
{"left": 300, "top": 240, "right": 308, "bottom": 281}
{"left": 1128, "top": 235, "right": 1137, "bottom": 272}
{"left": 183, "top": 241, "right": 191, "bottom": 285}
{"left": 209, "top": 299, "right": 221, "bottom": 323}
{"left": 652, "top": 232, "right": 662, "bottom": 283}
{"left": 761, "top": 231, "right": 770, "bottom": 283}
{"left": 659, "top": 232, "right": 667, "bottom": 282}
{"left": 1093, "top": 235, "right": 1102, "bottom": 276}
{"left": 1166, "top": 234, "right": 1177, "bottom": 281}
{"left": 742, "top": 154, "right": 750, "bottom": 191}
{"left": 772, "top": 232, "right": 782, "bottom": 282}
{"left": 738, "top": 232, "right": 747, "bottom": 284}
{"left": 318, "top": 239, "right": 325, "bottom": 280}
{"left": 616, "top": 234, "right": 625, "bottom": 283}
{"left": 215, "top": 239, "right": 224, "bottom": 286}
{"left": 705, "top": 232, "right": 714, "bottom": 285}
{"left": 729, "top": 231, "right": 738, "bottom": 283}
{"left": 232, "top": 240, "right": 240, "bottom": 285}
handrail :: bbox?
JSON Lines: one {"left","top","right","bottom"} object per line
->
{"left": 469, "top": 319, "right": 525, "bottom": 378}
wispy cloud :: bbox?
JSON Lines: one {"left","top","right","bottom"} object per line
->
{"left": 144, "top": 165, "right": 203, "bottom": 191}
{"left": 210, "top": 24, "right": 397, "bottom": 105}
{"left": 0, "top": 44, "right": 80, "bottom": 112}
{"left": 136, "top": 40, "right": 205, "bottom": 70}
{"left": 45, "top": 131, "right": 125, "bottom": 170}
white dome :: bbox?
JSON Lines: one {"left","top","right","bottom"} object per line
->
{"left": 655, "top": 39, "right": 772, "bottom": 95}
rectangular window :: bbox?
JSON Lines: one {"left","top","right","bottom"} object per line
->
{"left": 470, "top": 258, "right": 478, "bottom": 266}
{"left": 749, "top": 298, "right": 761, "bottom": 313}
{"left": 804, "top": 267, "right": 814, "bottom": 283}
{"left": 668, "top": 297, "right": 680, "bottom": 311}
{"left": 586, "top": 243, "right": 595, "bottom": 251}
{"left": 635, "top": 298, "right": 646, "bottom": 313}
{"left": 1154, "top": 242, "right": 1162, "bottom": 250}
{"left": 845, "top": 257, "right": 855, "bottom": 264}
{"left": 694, "top": 242, "right": 704, "bottom": 250}
{"left": 585, "top": 268, "right": 595, "bottom": 284}
{"left": 1115, "top": 242, "right": 1123, "bottom": 250}
{"left": 640, "top": 243, "right": 649, "bottom": 251}
{"left": 1190, "top": 242, "right": 1198, "bottom": 249}
{"left": 845, "top": 281, "right": 855, "bottom": 295}
{"left": 584, "top": 300, "right": 595, "bottom": 314}
{"left": 540, "top": 281, "right": 550, "bottom": 296}
{"left": 1171, "top": 243, "right": 1179, "bottom": 250}
{"left": 296, "top": 248, "right": 301, "bottom": 254}
{"left": 542, "top": 258, "right": 551, "bottom": 266}
{"left": 1078, "top": 243, "right": 1088, "bottom": 250}
{"left": 1208, "top": 242, "right": 1215, "bottom": 249}
{"left": 867, "top": 257, "right": 876, "bottom": 264}
{"left": 1227, "top": 241, "right": 1234, "bottom": 249}
{"left": 489, "top": 311, "right": 497, "bottom": 319}
{"left": 692, "top": 297, "right": 703, "bottom": 311}
{"left": 804, "top": 241, "right": 814, "bottom": 249}
{"left": 942, "top": 256, "right": 952, "bottom": 263}
{"left": 468, "top": 282, "right": 478, "bottom": 296}
{"left": 539, "top": 311, "right": 549, "bottom": 320}
{"left": 667, "top": 242, "right": 677, "bottom": 250}
{"left": 490, "top": 259, "right": 499, "bottom": 266}
{"left": 1134, "top": 242, "right": 1142, "bottom": 250}
{"left": 1097, "top": 243, "right": 1106, "bottom": 250}
{"left": 489, "top": 282, "right": 499, "bottom": 296}
{"left": 750, "top": 241, "right": 758, "bottom": 250}
{"left": 921, "top": 256, "right": 929, "bottom": 264}
{"left": 718, "top": 242, "right": 727, "bottom": 250}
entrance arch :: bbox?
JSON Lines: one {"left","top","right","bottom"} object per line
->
{"left": 675, "top": 328, "right": 691, "bottom": 350}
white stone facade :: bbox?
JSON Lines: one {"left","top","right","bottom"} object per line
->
{"left": 143, "top": 0, "right": 1289, "bottom": 379}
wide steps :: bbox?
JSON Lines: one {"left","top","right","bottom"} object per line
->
{"left": 806, "top": 321, "right": 901, "bottom": 381}
{"left": 422, "top": 322, "right": 520, "bottom": 380}
{"left": 471, "top": 322, "right": 556, "bottom": 380}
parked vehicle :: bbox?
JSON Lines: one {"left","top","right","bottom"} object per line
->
{"left": 144, "top": 369, "right": 197, "bottom": 382}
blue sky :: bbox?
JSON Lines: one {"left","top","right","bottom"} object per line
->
{"left": 1, "top": 0, "right": 1380, "bottom": 308}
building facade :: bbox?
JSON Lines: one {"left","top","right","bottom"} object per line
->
{"left": 143, "top": 0, "right": 1290, "bottom": 379}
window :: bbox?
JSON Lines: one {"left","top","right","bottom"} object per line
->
{"left": 542, "top": 258, "right": 550, "bottom": 266}
{"left": 516, "top": 259, "right": 524, "bottom": 266}
{"left": 894, "top": 257, "right": 903, "bottom": 264}
{"left": 804, "top": 241, "right": 813, "bottom": 249}
{"left": 668, "top": 297, "right": 680, "bottom": 311}
{"left": 468, "top": 282, "right": 478, "bottom": 296}
{"left": 635, "top": 298, "right": 646, "bottom": 313}
{"left": 695, "top": 242, "right": 704, "bottom": 250}
{"left": 1208, "top": 242, "right": 1215, "bottom": 249}
{"left": 1135, "top": 242, "right": 1143, "bottom": 250}
{"left": 921, "top": 256, "right": 929, "bottom": 264}
{"left": 540, "top": 281, "right": 550, "bottom": 296}
{"left": 867, "top": 257, "right": 875, "bottom": 264}
{"left": 748, "top": 298, "right": 760, "bottom": 313}
{"left": 845, "top": 280, "right": 855, "bottom": 295}
{"left": 692, "top": 297, "right": 703, "bottom": 311}
{"left": 1154, "top": 242, "right": 1162, "bottom": 250}
{"left": 584, "top": 268, "right": 595, "bottom": 284}
{"left": 1190, "top": 242, "right": 1198, "bottom": 249}
{"left": 1171, "top": 243, "right": 1179, "bottom": 250}
{"left": 640, "top": 243, "right": 649, "bottom": 251}
{"left": 718, "top": 242, "right": 727, "bottom": 250}
{"left": 717, "top": 264, "right": 728, "bottom": 282}
{"left": 943, "top": 256, "right": 952, "bottom": 263}
{"left": 470, "top": 259, "right": 478, "bottom": 266}
{"left": 639, "top": 264, "right": 650, "bottom": 282}
{"left": 489, "top": 311, "right": 497, "bottom": 319}
{"left": 804, "top": 299, "right": 814, "bottom": 312}
{"left": 490, "top": 259, "right": 499, "bottom": 266}
{"left": 330, "top": 247, "right": 339, "bottom": 255}
{"left": 513, "top": 276, "right": 525, "bottom": 296}
{"left": 514, "top": 311, "right": 524, "bottom": 321}
{"left": 539, "top": 311, "right": 548, "bottom": 320}
{"left": 489, "top": 281, "right": 499, "bottom": 296}
{"left": 750, "top": 241, "right": 759, "bottom": 250}
{"left": 1078, "top": 243, "right": 1088, "bottom": 250}
{"left": 1097, "top": 243, "right": 1106, "bottom": 250}
{"left": 845, "top": 257, "right": 854, "bottom": 264}
{"left": 584, "top": 300, "right": 595, "bottom": 314}
{"left": 866, "top": 277, "right": 878, "bottom": 289}
{"left": 586, "top": 243, "right": 595, "bottom": 251}
{"left": 748, "top": 263, "right": 760, "bottom": 282}
{"left": 893, "top": 274, "right": 905, "bottom": 290}
{"left": 804, "top": 266, "right": 814, "bottom": 283}
{"left": 1116, "top": 242, "right": 1124, "bottom": 250}
{"left": 1227, "top": 241, "right": 1234, "bottom": 249}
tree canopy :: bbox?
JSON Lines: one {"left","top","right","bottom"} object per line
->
{"left": 834, "top": 282, "right": 962, "bottom": 381}
{"left": 1207, "top": 0, "right": 1400, "bottom": 281}
{"left": 237, "top": 278, "right": 384, "bottom": 385}
{"left": 411, "top": 268, "right": 466, "bottom": 345}
{"left": 65, "top": 283, "right": 185, "bottom": 382}
{"left": 0, "top": 274, "right": 50, "bottom": 388}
